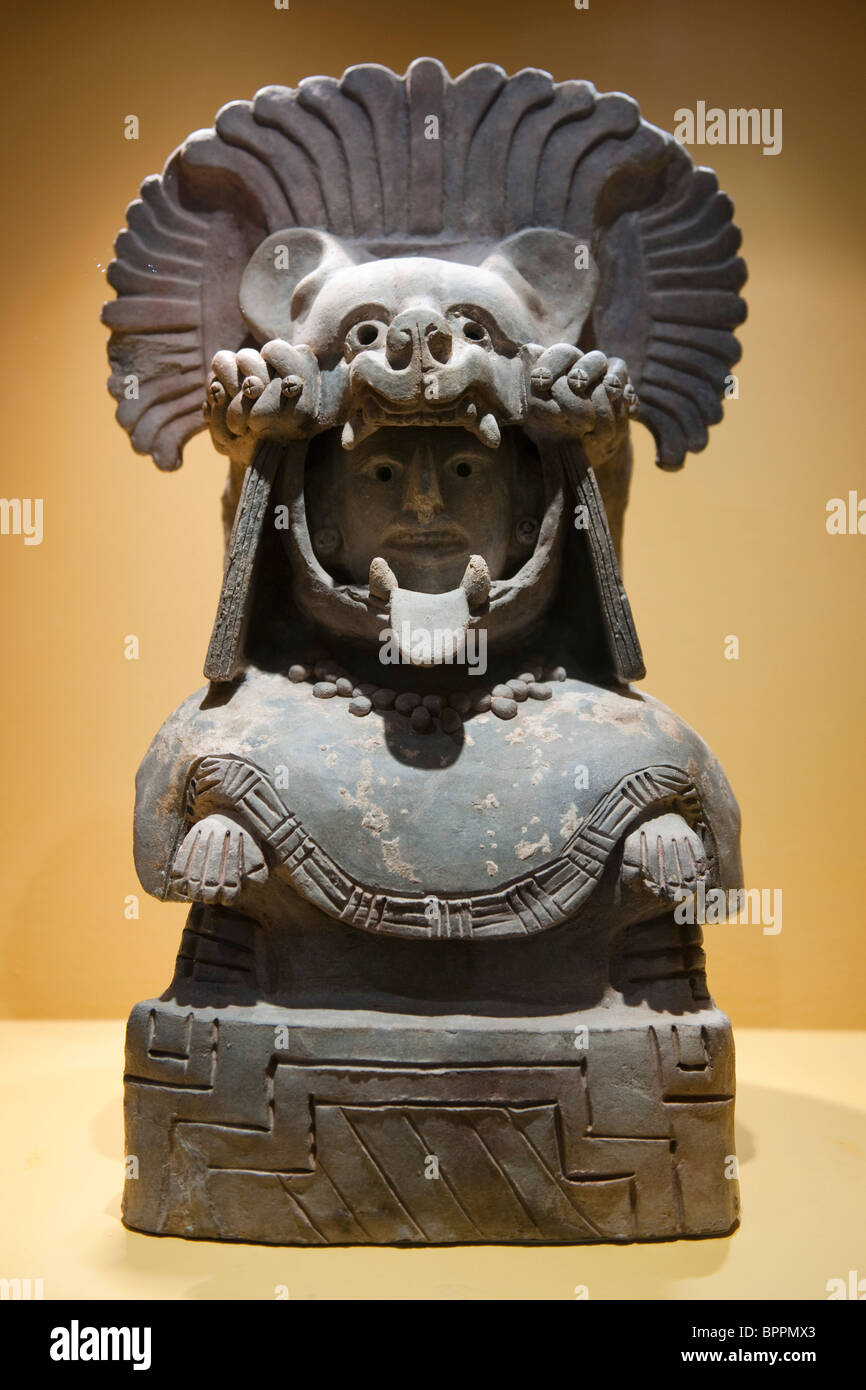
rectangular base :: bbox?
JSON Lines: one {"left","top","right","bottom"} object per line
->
{"left": 123, "top": 1001, "right": 739, "bottom": 1245}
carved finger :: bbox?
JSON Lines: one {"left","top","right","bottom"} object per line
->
{"left": 605, "top": 382, "right": 628, "bottom": 432}
{"left": 204, "top": 384, "right": 243, "bottom": 453}
{"left": 226, "top": 390, "right": 253, "bottom": 435}
{"left": 549, "top": 374, "right": 595, "bottom": 427}
{"left": 589, "top": 378, "right": 615, "bottom": 435}
{"left": 199, "top": 825, "right": 233, "bottom": 904}
{"left": 671, "top": 834, "right": 685, "bottom": 888}
{"left": 567, "top": 349, "right": 608, "bottom": 396}
{"left": 186, "top": 824, "right": 214, "bottom": 897}
{"left": 211, "top": 350, "right": 241, "bottom": 397}
{"left": 261, "top": 339, "right": 303, "bottom": 376}
{"left": 530, "top": 344, "right": 581, "bottom": 395}
{"left": 248, "top": 375, "right": 285, "bottom": 425}
{"left": 212, "top": 827, "right": 268, "bottom": 900}
{"left": 639, "top": 828, "right": 650, "bottom": 880}
{"left": 239, "top": 831, "right": 268, "bottom": 887}
{"left": 603, "top": 357, "right": 630, "bottom": 428}
{"left": 235, "top": 348, "right": 269, "bottom": 383}
{"left": 170, "top": 824, "right": 202, "bottom": 896}
{"left": 604, "top": 356, "right": 629, "bottom": 388}
{"left": 656, "top": 832, "right": 666, "bottom": 889}
{"left": 683, "top": 833, "right": 708, "bottom": 884}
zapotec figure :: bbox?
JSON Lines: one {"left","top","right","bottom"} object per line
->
{"left": 105, "top": 60, "right": 747, "bottom": 1244}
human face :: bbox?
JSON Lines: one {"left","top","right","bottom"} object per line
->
{"left": 304, "top": 427, "right": 520, "bottom": 593}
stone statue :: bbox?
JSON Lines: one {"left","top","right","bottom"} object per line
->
{"left": 105, "top": 59, "right": 747, "bottom": 1244}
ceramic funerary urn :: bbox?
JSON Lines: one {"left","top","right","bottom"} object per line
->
{"left": 104, "top": 59, "right": 747, "bottom": 1245}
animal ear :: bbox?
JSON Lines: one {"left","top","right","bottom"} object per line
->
{"left": 482, "top": 228, "right": 599, "bottom": 346}
{"left": 239, "top": 229, "right": 356, "bottom": 343}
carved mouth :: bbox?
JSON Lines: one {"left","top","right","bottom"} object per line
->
{"left": 382, "top": 524, "right": 469, "bottom": 552}
{"left": 341, "top": 394, "right": 502, "bottom": 450}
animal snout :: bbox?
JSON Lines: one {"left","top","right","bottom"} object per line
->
{"left": 385, "top": 308, "right": 453, "bottom": 370}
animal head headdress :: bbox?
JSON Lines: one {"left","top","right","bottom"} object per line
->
{"left": 103, "top": 59, "right": 746, "bottom": 683}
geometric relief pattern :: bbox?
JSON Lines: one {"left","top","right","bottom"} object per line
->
{"left": 124, "top": 1003, "right": 738, "bottom": 1245}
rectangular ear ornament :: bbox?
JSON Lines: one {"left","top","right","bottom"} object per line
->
{"left": 555, "top": 440, "right": 646, "bottom": 685}
{"left": 204, "top": 438, "right": 287, "bottom": 683}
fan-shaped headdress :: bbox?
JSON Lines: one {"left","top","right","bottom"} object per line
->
{"left": 103, "top": 59, "right": 746, "bottom": 682}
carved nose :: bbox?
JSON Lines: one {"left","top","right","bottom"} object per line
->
{"left": 385, "top": 309, "right": 452, "bottom": 369}
{"left": 403, "top": 448, "right": 445, "bottom": 522}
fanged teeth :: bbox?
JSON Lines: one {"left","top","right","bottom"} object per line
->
{"left": 477, "top": 411, "right": 501, "bottom": 447}
{"left": 461, "top": 555, "right": 491, "bottom": 612}
{"left": 368, "top": 556, "right": 398, "bottom": 600}
{"left": 341, "top": 399, "right": 503, "bottom": 449}
{"left": 458, "top": 401, "right": 501, "bottom": 448}
{"left": 341, "top": 413, "right": 372, "bottom": 450}
{"left": 368, "top": 554, "right": 491, "bottom": 615}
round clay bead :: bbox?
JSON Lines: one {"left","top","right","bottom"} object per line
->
{"left": 440, "top": 708, "right": 462, "bottom": 734}
{"left": 410, "top": 705, "right": 433, "bottom": 734}
{"left": 394, "top": 691, "right": 421, "bottom": 715}
{"left": 349, "top": 696, "right": 372, "bottom": 717}
{"left": 313, "top": 681, "right": 338, "bottom": 699}
{"left": 491, "top": 696, "right": 518, "bottom": 719}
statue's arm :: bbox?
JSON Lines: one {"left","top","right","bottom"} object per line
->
{"left": 133, "top": 729, "right": 271, "bottom": 907}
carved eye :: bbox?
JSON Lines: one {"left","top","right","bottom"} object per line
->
{"left": 461, "top": 320, "right": 487, "bottom": 343}
{"left": 359, "top": 455, "right": 403, "bottom": 484}
{"left": 344, "top": 321, "right": 386, "bottom": 359}
{"left": 455, "top": 460, "right": 473, "bottom": 478}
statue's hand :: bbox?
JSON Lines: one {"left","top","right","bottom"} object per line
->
{"left": 203, "top": 341, "right": 320, "bottom": 463}
{"left": 525, "top": 345, "right": 638, "bottom": 466}
{"left": 169, "top": 813, "right": 268, "bottom": 905}
{"left": 621, "top": 813, "right": 707, "bottom": 906}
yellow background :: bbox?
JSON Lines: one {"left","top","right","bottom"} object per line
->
{"left": 1, "top": 0, "right": 863, "bottom": 1026}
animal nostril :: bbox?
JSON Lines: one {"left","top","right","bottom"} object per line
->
{"left": 385, "top": 311, "right": 452, "bottom": 367}
{"left": 424, "top": 321, "right": 452, "bottom": 363}
{"left": 385, "top": 324, "right": 413, "bottom": 365}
